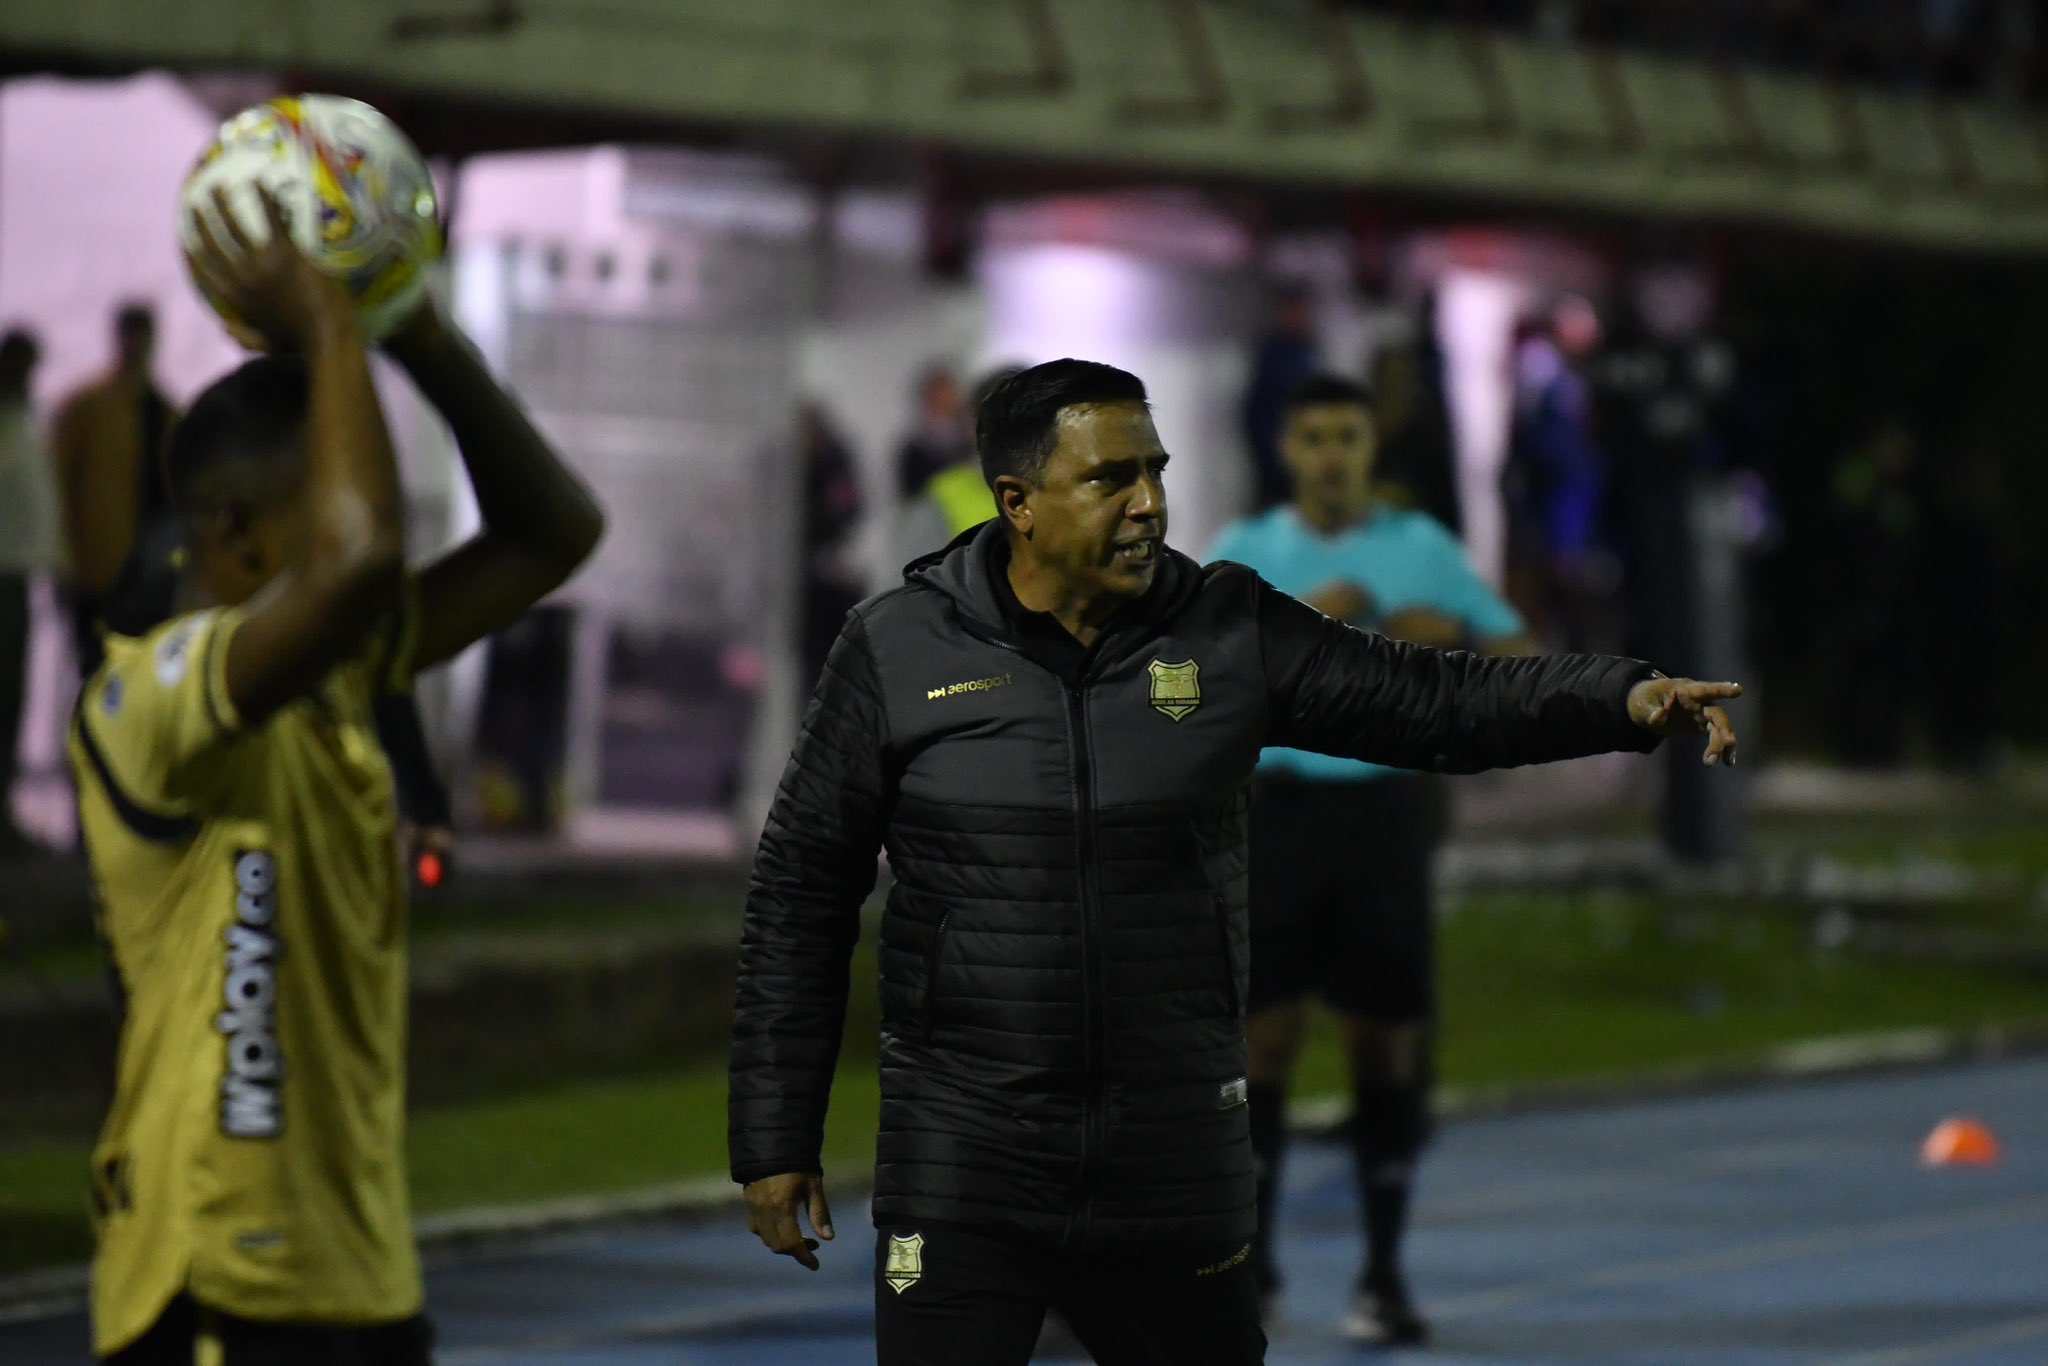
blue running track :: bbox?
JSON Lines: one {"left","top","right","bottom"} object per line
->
{"left": 7, "top": 1058, "right": 2045, "bottom": 1364}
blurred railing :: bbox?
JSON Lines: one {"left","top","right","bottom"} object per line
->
{"left": 1, "top": 0, "right": 2045, "bottom": 247}
{"left": 1315, "top": 1, "right": 2042, "bottom": 108}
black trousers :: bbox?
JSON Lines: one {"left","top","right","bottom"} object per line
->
{"left": 1246, "top": 773, "right": 1445, "bottom": 1019}
{"left": 68, "top": 592, "right": 106, "bottom": 688}
{"left": 874, "top": 1221, "right": 1266, "bottom": 1366}
{"left": 0, "top": 574, "right": 26, "bottom": 809}
{"left": 103, "top": 1294, "right": 434, "bottom": 1366}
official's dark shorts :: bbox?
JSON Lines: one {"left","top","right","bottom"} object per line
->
{"left": 103, "top": 1294, "right": 434, "bottom": 1366}
{"left": 1246, "top": 772, "right": 1447, "bottom": 1020}
{"left": 874, "top": 1221, "right": 1265, "bottom": 1366}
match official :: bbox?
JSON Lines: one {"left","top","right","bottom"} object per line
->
{"left": 1206, "top": 374, "right": 1531, "bottom": 1343}
{"left": 729, "top": 359, "right": 1736, "bottom": 1365}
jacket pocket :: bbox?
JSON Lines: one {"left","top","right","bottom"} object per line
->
{"left": 922, "top": 911, "right": 952, "bottom": 1039}
{"left": 1213, "top": 895, "right": 1242, "bottom": 1020}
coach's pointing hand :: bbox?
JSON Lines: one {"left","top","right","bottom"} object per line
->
{"left": 744, "top": 1171, "right": 835, "bottom": 1270}
{"left": 1629, "top": 677, "right": 1742, "bottom": 766}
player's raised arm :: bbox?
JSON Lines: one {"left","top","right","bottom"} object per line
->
{"left": 380, "top": 303, "right": 604, "bottom": 674}
{"left": 184, "top": 185, "right": 409, "bottom": 726}
{"left": 1253, "top": 574, "right": 1738, "bottom": 770}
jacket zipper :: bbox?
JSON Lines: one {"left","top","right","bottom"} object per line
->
{"left": 922, "top": 911, "right": 951, "bottom": 1040}
{"left": 945, "top": 612, "right": 1109, "bottom": 1247}
{"left": 1062, "top": 681, "right": 1106, "bottom": 1248}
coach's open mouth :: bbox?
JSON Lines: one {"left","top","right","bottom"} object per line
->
{"left": 1114, "top": 539, "right": 1158, "bottom": 564}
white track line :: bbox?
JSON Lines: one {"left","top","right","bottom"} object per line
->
{"left": 0, "top": 1293, "right": 88, "bottom": 1328}
{"left": 1821, "top": 1310, "right": 2048, "bottom": 1365}
{"left": 434, "top": 1288, "right": 863, "bottom": 1364}
{"left": 1429, "top": 1194, "right": 2048, "bottom": 1322}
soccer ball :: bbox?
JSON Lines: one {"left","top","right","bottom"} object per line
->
{"left": 179, "top": 95, "right": 443, "bottom": 342}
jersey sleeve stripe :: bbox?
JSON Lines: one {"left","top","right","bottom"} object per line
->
{"left": 71, "top": 708, "right": 198, "bottom": 844}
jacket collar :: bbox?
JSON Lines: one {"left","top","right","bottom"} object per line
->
{"left": 905, "top": 519, "right": 1203, "bottom": 657}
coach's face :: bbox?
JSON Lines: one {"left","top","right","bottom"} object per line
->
{"left": 1283, "top": 400, "right": 1375, "bottom": 522}
{"left": 1003, "top": 400, "right": 1169, "bottom": 604}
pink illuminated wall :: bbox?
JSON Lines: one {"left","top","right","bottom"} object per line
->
{"left": 0, "top": 76, "right": 264, "bottom": 811}
{"left": 0, "top": 73, "right": 244, "bottom": 407}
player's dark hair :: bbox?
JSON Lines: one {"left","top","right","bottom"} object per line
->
{"left": 162, "top": 355, "right": 310, "bottom": 516}
{"left": 115, "top": 302, "right": 155, "bottom": 337}
{"left": 1283, "top": 373, "right": 1375, "bottom": 418}
{"left": 976, "top": 359, "right": 1149, "bottom": 487}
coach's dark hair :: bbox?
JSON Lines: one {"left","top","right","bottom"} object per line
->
{"left": 1283, "top": 372, "right": 1375, "bottom": 418}
{"left": 162, "top": 355, "right": 310, "bottom": 517}
{"left": 967, "top": 363, "right": 1026, "bottom": 446}
{"left": 976, "top": 359, "right": 1148, "bottom": 487}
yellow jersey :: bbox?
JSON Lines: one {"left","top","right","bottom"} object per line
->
{"left": 72, "top": 600, "right": 423, "bottom": 1355}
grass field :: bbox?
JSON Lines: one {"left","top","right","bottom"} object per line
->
{"left": 5, "top": 887, "right": 2043, "bottom": 1278}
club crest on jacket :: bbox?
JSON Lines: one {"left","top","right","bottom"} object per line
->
{"left": 884, "top": 1230, "right": 924, "bottom": 1294}
{"left": 1147, "top": 658, "right": 1201, "bottom": 722}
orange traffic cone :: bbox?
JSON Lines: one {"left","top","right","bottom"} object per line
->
{"left": 1920, "top": 1117, "right": 2001, "bottom": 1168}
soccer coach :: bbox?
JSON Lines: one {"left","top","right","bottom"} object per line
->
{"left": 728, "top": 359, "right": 1738, "bottom": 1365}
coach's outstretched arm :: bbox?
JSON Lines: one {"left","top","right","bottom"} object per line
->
{"left": 729, "top": 618, "right": 893, "bottom": 1271}
{"left": 186, "top": 186, "right": 407, "bottom": 725}
{"left": 1254, "top": 576, "right": 1739, "bottom": 771}
{"left": 383, "top": 301, "right": 606, "bottom": 672}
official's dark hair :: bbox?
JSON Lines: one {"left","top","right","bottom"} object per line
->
{"left": 976, "top": 359, "right": 1148, "bottom": 487}
{"left": 162, "top": 355, "right": 310, "bottom": 515}
{"left": 115, "top": 303, "right": 156, "bottom": 337}
{"left": 1283, "top": 373, "right": 1375, "bottom": 418}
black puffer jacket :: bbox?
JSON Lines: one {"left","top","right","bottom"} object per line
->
{"left": 729, "top": 523, "right": 1657, "bottom": 1251}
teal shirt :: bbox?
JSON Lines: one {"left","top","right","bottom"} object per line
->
{"left": 1205, "top": 504, "right": 1525, "bottom": 783}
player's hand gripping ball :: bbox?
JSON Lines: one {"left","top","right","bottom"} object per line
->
{"left": 180, "top": 95, "right": 443, "bottom": 343}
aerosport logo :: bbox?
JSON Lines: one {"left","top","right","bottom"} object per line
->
{"left": 926, "top": 673, "right": 1014, "bottom": 701}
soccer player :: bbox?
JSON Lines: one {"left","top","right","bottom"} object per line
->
{"left": 77, "top": 186, "right": 604, "bottom": 1365}
{"left": 729, "top": 358, "right": 1736, "bottom": 1365}
{"left": 1205, "top": 373, "right": 1531, "bottom": 1344}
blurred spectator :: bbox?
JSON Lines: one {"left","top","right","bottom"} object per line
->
{"left": 1825, "top": 418, "right": 1922, "bottom": 767}
{"left": 1368, "top": 326, "right": 1464, "bottom": 535}
{"left": 1923, "top": 435, "right": 2014, "bottom": 771}
{"left": 1502, "top": 296, "right": 1611, "bottom": 651}
{"left": 1591, "top": 266, "right": 1737, "bottom": 667}
{"left": 893, "top": 367, "right": 1009, "bottom": 569}
{"left": 0, "top": 328, "right": 58, "bottom": 854}
{"left": 894, "top": 365, "right": 971, "bottom": 500}
{"left": 376, "top": 693, "right": 457, "bottom": 889}
{"left": 798, "top": 403, "right": 868, "bottom": 699}
{"left": 1592, "top": 263, "right": 1741, "bottom": 859}
{"left": 472, "top": 608, "right": 573, "bottom": 833}
{"left": 51, "top": 302, "right": 177, "bottom": 680}
{"left": 1241, "top": 281, "right": 1321, "bottom": 511}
